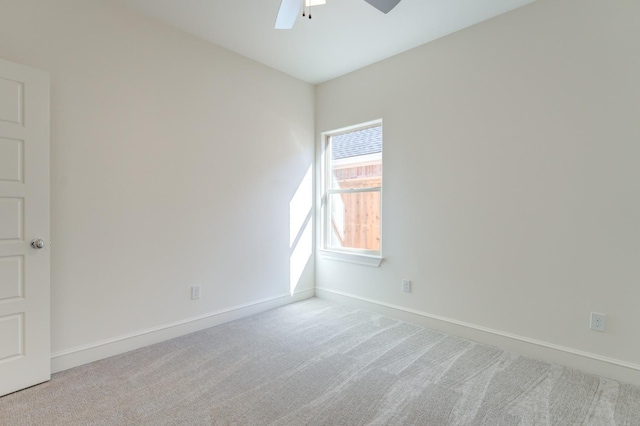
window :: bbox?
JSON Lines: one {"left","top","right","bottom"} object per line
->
{"left": 322, "top": 121, "right": 382, "bottom": 264}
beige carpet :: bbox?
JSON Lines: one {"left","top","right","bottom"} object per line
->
{"left": 1, "top": 298, "right": 639, "bottom": 425}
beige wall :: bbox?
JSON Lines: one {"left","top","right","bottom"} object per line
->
{"left": 0, "top": 0, "right": 315, "bottom": 368}
{"left": 316, "top": 0, "right": 640, "bottom": 384}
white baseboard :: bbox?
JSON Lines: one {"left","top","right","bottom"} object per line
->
{"left": 51, "top": 288, "right": 315, "bottom": 374}
{"left": 316, "top": 287, "right": 640, "bottom": 387}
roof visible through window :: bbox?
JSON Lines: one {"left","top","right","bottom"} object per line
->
{"left": 331, "top": 126, "right": 382, "bottom": 160}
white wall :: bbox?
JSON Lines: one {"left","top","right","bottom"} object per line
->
{"left": 2, "top": 0, "right": 638, "bottom": 386}
{"left": 0, "top": 0, "right": 315, "bottom": 369}
{"left": 316, "top": 0, "right": 640, "bottom": 384}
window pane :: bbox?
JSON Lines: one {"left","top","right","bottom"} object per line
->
{"left": 331, "top": 126, "right": 382, "bottom": 190}
{"left": 328, "top": 191, "right": 381, "bottom": 251}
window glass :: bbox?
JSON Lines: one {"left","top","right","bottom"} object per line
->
{"left": 323, "top": 123, "right": 382, "bottom": 255}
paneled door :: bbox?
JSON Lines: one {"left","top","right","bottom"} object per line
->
{"left": 0, "top": 58, "right": 50, "bottom": 396}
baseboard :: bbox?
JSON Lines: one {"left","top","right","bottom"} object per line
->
{"left": 316, "top": 287, "right": 640, "bottom": 387}
{"left": 51, "top": 288, "right": 315, "bottom": 374}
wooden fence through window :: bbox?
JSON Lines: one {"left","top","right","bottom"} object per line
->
{"left": 333, "top": 167, "right": 381, "bottom": 251}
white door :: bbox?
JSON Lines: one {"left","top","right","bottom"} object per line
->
{"left": 0, "top": 58, "right": 50, "bottom": 396}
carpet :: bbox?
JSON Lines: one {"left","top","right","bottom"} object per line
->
{"left": 1, "top": 298, "right": 639, "bottom": 425}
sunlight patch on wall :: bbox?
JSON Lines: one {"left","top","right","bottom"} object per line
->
{"left": 289, "top": 165, "right": 313, "bottom": 294}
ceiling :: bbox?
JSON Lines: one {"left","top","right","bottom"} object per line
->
{"left": 116, "top": 0, "right": 534, "bottom": 84}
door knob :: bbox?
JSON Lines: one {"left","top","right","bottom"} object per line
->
{"left": 30, "top": 239, "right": 45, "bottom": 249}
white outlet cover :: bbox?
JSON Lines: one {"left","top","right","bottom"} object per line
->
{"left": 590, "top": 312, "right": 606, "bottom": 332}
{"left": 191, "top": 286, "right": 201, "bottom": 300}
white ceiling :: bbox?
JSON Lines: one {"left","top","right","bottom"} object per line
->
{"left": 116, "top": 0, "right": 534, "bottom": 84}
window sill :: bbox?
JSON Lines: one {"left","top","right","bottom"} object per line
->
{"left": 318, "top": 249, "right": 383, "bottom": 267}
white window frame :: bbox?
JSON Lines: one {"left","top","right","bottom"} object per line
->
{"left": 320, "top": 119, "right": 383, "bottom": 267}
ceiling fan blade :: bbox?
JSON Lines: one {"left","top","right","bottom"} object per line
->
{"left": 363, "top": 0, "right": 402, "bottom": 14}
{"left": 275, "top": 0, "right": 302, "bottom": 29}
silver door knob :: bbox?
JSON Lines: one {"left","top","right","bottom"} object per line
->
{"left": 30, "top": 239, "right": 45, "bottom": 249}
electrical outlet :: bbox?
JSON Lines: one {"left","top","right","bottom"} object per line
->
{"left": 590, "top": 312, "right": 605, "bottom": 332}
{"left": 402, "top": 279, "right": 411, "bottom": 293}
{"left": 191, "top": 285, "right": 201, "bottom": 300}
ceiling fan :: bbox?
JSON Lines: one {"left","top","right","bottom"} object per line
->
{"left": 275, "top": 0, "right": 402, "bottom": 29}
